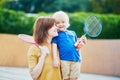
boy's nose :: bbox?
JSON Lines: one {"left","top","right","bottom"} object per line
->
{"left": 59, "top": 23, "right": 63, "bottom": 25}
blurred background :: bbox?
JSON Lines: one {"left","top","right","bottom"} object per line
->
{"left": 0, "top": 0, "right": 120, "bottom": 80}
{"left": 0, "top": 0, "right": 120, "bottom": 38}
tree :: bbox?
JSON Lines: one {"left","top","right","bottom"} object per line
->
{"left": 0, "top": 0, "right": 7, "bottom": 8}
{"left": 2, "top": 0, "right": 120, "bottom": 14}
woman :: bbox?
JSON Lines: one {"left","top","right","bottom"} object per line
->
{"left": 27, "top": 17, "right": 61, "bottom": 80}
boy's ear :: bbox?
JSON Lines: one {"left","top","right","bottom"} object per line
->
{"left": 66, "top": 23, "right": 70, "bottom": 28}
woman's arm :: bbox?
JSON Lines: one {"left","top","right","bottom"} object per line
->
{"left": 28, "top": 46, "right": 48, "bottom": 80}
{"left": 30, "top": 53, "right": 46, "bottom": 80}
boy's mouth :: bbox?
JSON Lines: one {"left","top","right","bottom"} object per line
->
{"left": 58, "top": 26, "right": 64, "bottom": 29}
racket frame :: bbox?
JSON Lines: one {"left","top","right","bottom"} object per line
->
{"left": 84, "top": 15, "right": 102, "bottom": 37}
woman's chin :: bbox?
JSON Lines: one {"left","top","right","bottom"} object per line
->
{"left": 54, "top": 33, "right": 58, "bottom": 37}
{"left": 51, "top": 33, "right": 58, "bottom": 37}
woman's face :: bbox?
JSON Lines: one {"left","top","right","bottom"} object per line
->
{"left": 48, "top": 24, "right": 58, "bottom": 37}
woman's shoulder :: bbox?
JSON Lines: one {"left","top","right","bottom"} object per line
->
{"left": 28, "top": 45, "right": 40, "bottom": 56}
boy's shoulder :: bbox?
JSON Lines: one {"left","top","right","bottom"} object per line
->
{"left": 58, "top": 30, "right": 76, "bottom": 35}
{"left": 66, "top": 30, "right": 75, "bottom": 34}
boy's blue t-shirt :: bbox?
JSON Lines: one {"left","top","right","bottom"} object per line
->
{"left": 52, "top": 30, "right": 81, "bottom": 62}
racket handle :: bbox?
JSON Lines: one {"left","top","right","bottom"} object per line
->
{"left": 38, "top": 46, "right": 42, "bottom": 49}
{"left": 74, "top": 37, "right": 85, "bottom": 49}
{"left": 35, "top": 43, "right": 42, "bottom": 49}
{"left": 75, "top": 43, "right": 82, "bottom": 49}
{"left": 84, "top": 33, "right": 87, "bottom": 36}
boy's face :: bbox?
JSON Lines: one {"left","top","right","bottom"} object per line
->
{"left": 53, "top": 12, "right": 69, "bottom": 31}
{"left": 55, "top": 20, "right": 67, "bottom": 31}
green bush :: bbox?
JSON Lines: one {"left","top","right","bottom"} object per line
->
{"left": 68, "top": 12, "right": 120, "bottom": 39}
{"left": 99, "top": 14, "right": 120, "bottom": 39}
{"left": 0, "top": 9, "right": 35, "bottom": 35}
{"left": 0, "top": 9, "right": 120, "bottom": 39}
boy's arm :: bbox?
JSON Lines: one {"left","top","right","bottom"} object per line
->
{"left": 52, "top": 43, "right": 60, "bottom": 68}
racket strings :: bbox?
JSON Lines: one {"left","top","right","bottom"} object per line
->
{"left": 19, "top": 34, "right": 35, "bottom": 43}
{"left": 85, "top": 16, "right": 102, "bottom": 37}
{"left": 87, "top": 16, "right": 98, "bottom": 32}
{"left": 89, "top": 20, "right": 100, "bottom": 33}
{"left": 89, "top": 22, "right": 101, "bottom": 36}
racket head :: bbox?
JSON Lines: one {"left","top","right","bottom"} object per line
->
{"left": 18, "top": 34, "right": 39, "bottom": 46}
{"left": 84, "top": 15, "right": 102, "bottom": 37}
{"left": 18, "top": 34, "right": 50, "bottom": 54}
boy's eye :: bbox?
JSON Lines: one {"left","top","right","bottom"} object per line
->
{"left": 56, "top": 22, "right": 60, "bottom": 24}
{"left": 62, "top": 21, "right": 65, "bottom": 23}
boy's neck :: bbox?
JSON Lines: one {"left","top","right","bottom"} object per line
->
{"left": 58, "top": 29, "right": 67, "bottom": 32}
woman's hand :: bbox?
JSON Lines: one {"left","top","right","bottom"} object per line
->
{"left": 39, "top": 46, "right": 49, "bottom": 57}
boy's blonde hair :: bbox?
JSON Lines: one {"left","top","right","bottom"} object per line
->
{"left": 53, "top": 11, "right": 70, "bottom": 28}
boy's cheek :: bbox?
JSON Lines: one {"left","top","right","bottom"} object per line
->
{"left": 55, "top": 24, "right": 59, "bottom": 27}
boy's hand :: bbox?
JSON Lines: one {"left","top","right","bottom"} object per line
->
{"left": 53, "top": 58, "right": 59, "bottom": 68}
{"left": 75, "top": 35, "right": 87, "bottom": 49}
{"left": 81, "top": 35, "right": 87, "bottom": 45}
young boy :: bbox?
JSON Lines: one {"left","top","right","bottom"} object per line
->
{"left": 52, "top": 11, "right": 87, "bottom": 80}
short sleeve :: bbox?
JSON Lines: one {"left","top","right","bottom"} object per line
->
{"left": 27, "top": 45, "right": 41, "bottom": 72}
{"left": 51, "top": 36, "right": 58, "bottom": 44}
{"left": 73, "top": 31, "right": 77, "bottom": 42}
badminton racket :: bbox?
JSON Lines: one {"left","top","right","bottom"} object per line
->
{"left": 75, "top": 15, "right": 102, "bottom": 48}
{"left": 18, "top": 34, "right": 49, "bottom": 53}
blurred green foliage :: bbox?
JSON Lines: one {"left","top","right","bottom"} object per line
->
{"left": 68, "top": 12, "right": 120, "bottom": 39}
{"left": 1, "top": 0, "right": 120, "bottom": 14}
{"left": 0, "top": 9, "right": 120, "bottom": 39}
{"left": 0, "top": 9, "right": 35, "bottom": 35}
{"left": 0, "top": 0, "right": 7, "bottom": 8}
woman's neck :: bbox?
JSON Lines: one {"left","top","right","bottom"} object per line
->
{"left": 46, "top": 36, "right": 52, "bottom": 43}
